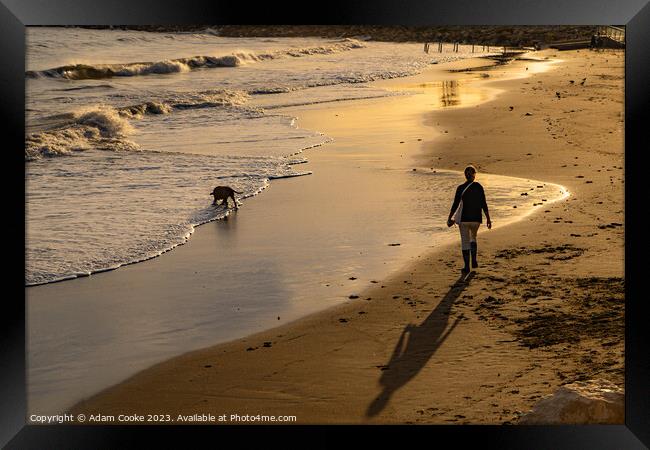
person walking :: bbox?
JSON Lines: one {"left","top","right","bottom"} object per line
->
{"left": 447, "top": 165, "right": 492, "bottom": 274}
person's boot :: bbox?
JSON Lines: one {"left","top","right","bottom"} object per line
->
{"left": 470, "top": 241, "right": 478, "bottom": 268}
{"left": 461, "top": 250, "right": 471, "bottom": 274}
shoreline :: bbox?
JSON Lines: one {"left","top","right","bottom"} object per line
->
{"left": 23, "top": 53, "right": 549, "bottom": 289}
{"left": 53, "top": 48, "right": 624, "bottom": 423}
{"left": 31, "top": 54, "right": 538, "bottom": 415}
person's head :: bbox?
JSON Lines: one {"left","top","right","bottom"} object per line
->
{"left": 464, "top": 165, "right": 477, "bottom": 181}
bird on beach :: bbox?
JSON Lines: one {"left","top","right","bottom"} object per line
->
{"left": 556, "top": 91, "right": 561, "bottom": 99}
{"left": 580, "top": 78, "right": 587, "bottom": 86}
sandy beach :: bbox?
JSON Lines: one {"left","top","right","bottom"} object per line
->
{"left": 66, "top": 48, "right": 624, "bottom": 424}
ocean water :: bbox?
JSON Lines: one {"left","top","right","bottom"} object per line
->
{"left": 26, "top": 27, "right": 501, "bottom": 285}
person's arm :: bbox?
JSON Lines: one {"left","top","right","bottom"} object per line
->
{"left": 481, "top": 185, "right": 492, "bottom": 229}
{"left": 447, "top": 186, "right": 462, "bottom": 227}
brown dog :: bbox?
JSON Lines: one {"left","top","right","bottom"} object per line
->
{"left": 210, "top": 186, "right": 241, "bottom": 208}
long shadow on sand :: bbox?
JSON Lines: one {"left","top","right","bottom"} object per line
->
{"left": 366, "top": 272, "right": 475, "bottom": 418}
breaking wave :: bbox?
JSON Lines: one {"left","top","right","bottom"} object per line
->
{"left": 25, "top": 89, "right": 256, "bottom": 160}
{"left": 26, "top": 38, "right": 366, "bottom": 80}
{"left": 26, "top": 107, "right": 140, "bottom": 160}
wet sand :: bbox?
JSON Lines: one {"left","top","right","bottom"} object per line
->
{"left": 26, "top": 62, "right": 567, "bottom": 416}
{"left": 66, "top": 48, "right": 624, "bottom": 424}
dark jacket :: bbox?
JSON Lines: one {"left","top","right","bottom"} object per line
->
{"left": 450, "top": 181, "right": 489, "bottom": 223}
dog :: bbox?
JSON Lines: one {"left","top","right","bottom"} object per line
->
{"left": 210, "top": 186, "right": 241, "bottom": 209}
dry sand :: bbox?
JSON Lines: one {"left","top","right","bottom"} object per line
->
{"left": 70, "top": 48, "right": 624, "bottom": 424}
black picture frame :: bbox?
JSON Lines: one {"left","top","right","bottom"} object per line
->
{"left": 2, "top": 0, "right": 648, "bottom": 448}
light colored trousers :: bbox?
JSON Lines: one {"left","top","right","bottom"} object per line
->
{"left": 459, "top": 222, "right": 480, "bottom": 250}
